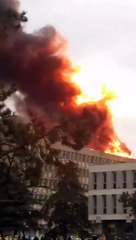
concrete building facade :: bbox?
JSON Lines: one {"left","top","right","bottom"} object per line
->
{"left": 35, "top": 142, "right": 125, "bottom": 200}
{"left": 88, "top": 162, "right": 136, "bottom": 239}
{"left": 33, "top": 141, "right": 136, "bottom": 234}
{"left": 33, "top": 142, "right": 128, "bottom": 228}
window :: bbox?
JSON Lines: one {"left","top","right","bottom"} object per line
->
{"left": 93, "top": 173, "right": 97, "bottom": 189}
{"left": 45, "top": 179, "right": 49, "bottom": 187}
{"left": 86, "top": 155, "right": 90, "bottom": 164}
{"left": 133, "top": 170, "right": 136, "bottom": 188}
{"left": 48, "top": 180, "right": 52, "bottom": 188}
{"left": 123, "top": 207, "right": 127, "bottom": 214}
{"left": 93, "top": 195, "right": 97, "bottom": 214}
{"left": 122, "top": 171, "right": 127, "bottom": 188}
{"left": 90, "top": 156, "right": 94, "bottom": 164}
{"left": 79, "top": 153, "right": 83, "bottom": 162}
{"left": 102, "top": 195, "right": 107, "bottom": 214}
{"left": 59, "top": 150, "right": 63, "bottom": 158}
{"left": 83, "top": 169, "right": 86, "bottom": 177}
{"left": 62, "top": 150, "right": 66, "bottom": 158}
{"left": 82, "top": 154, "right": 86, "bottom": 162}
{"left": 103, "top": 172, "right": 107, "bottom": 189}
{"left": 123, "top": 182, "right": 127, "bottom": 188}
{"left": 72, "top": 152, "right": 75, "bottom": 161}
{"left": 112, "top": 195, "right": 117, "bottom": 214}
{"left": 66, "top": 151, "right": 70, "bottom": 159}
{"left": 112, "top": 172, "right": 117, "bottom": 188}
{"left": 75, "top": 153, "right": 78, "bottom": 161}
{"left": 94, "top": 157, "right": 98, "bottom": 164}
{"left": 70, "top": 152, "right": 72, "bottom": 160}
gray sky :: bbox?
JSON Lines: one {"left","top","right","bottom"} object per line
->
{"left": 21, "top": 0, "right": 136, "bottom": 155}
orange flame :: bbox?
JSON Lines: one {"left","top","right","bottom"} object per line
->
{"left": 71, "top": 65, "right": 133, "bottom": 158}
{"left": 105, "top": 140, "right": 133, "bottom": 158}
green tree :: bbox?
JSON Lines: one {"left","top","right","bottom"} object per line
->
{"left": 0, "top": 4, "right": 62, "bottom": 223}
{"left": 42, "top": 161, "right": 91, "bottom": 240}
{"left": 119, "top": 191, "right": 136, "bottom": 239}
{"left": 119, "top": 192, "right": 130, "bottom": 211}
{"left": 0, "top": 84, "right": 47, "bottom": 228}
{"left": 119, "top": 191, "right": 136, "bottom": 216}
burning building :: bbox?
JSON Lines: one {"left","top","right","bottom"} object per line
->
{"left": 33, "top": 141, "right": 135, "bottom": 231}
{"left": 0, "top": 0, "right": 133, "bottom": 159}
{"left": 0, "top": 1, "right": 136, "bottom": 233}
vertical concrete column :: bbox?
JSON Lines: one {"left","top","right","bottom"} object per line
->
{"left": 97, "top": 195, "right": 102, "bottom": 215}
{"left": 107, "top": 172, "right": 112, "bottom": 189}
{"left": 107, "top": 195, "right": 112, "bottom": 214}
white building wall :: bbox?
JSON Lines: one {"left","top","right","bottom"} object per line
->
{"left": 88, "top": 162, "right": 136, "bottom": 222}
{"left": 35, "top": 141, "right": 136, "bottom": 214}
{"left": 107, "top": 172, "right": 112, "bottom": 189}
{"left": 107, "top": 195, "right": 112, "bottom": 215}
{"left": 127, "top": 170, "right": 133, "bottom": 188}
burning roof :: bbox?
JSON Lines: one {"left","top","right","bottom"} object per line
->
{"left": 0, "top": 0, "right": 132, "bottom": 158}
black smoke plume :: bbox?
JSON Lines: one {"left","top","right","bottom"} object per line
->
{"left": 0, "top": 0, "right": 132, "bottom": 155}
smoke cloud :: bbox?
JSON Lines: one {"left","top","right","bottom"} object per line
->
{"left": 0, "top": 0, "right": 18, "bottom": 11}
{"left": 0, "top": 0, "right": 131, "bottom": 155}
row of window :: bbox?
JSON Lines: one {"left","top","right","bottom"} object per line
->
{"left": 33, "top": 194, "right": 46, "bottom": 201}
{"left": 60, "top": 150, "right": 111, "bottom": 165}
{"left": 92, "top": 195, "right": 127, "bottom": 214}
{"left": 40, "top": 178, "right": 57, "bottom": 189}
{"left": 92, "top": 171, "right": 136, "bottom": 189}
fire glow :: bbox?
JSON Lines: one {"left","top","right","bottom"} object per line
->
{"left": 71, "top": 66, "right": 133, "bottom": 158}
{"left": 0, "top": 0, "right": 133, "bottom": 158}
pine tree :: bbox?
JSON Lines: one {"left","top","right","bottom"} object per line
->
{"left": 42, "top": 161, "right": 91, "bottom": 240}
{"left": 0, "top": 84, "right": 46, "bottom": 228}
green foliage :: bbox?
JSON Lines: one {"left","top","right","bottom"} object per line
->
{"left": 0, "top": 84, "right": 47, "bottom": 228}
{"left": 0, "top": 170, "right": 39, "bottom": 228}
{"left": 42, "top": 161, "right": 91, "bottom": 239}
{"left": 130, "top": 192, "right": 136, "bottom": 216}
{"left": 119, "top": 191, "right": 136, "bottom": 216}
{"left": 119, "top": 192, "right": 130, "bottom": 208}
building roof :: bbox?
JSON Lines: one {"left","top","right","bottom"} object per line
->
{"left": 52, "top": 142, "right": 136, "bottom": 163}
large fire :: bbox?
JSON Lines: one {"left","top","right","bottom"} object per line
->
{"left": 71, "top": 66, "right": 133, "bottom": 158}
{"left": 0, "top": 0, "right": 133, "bottom": 158}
